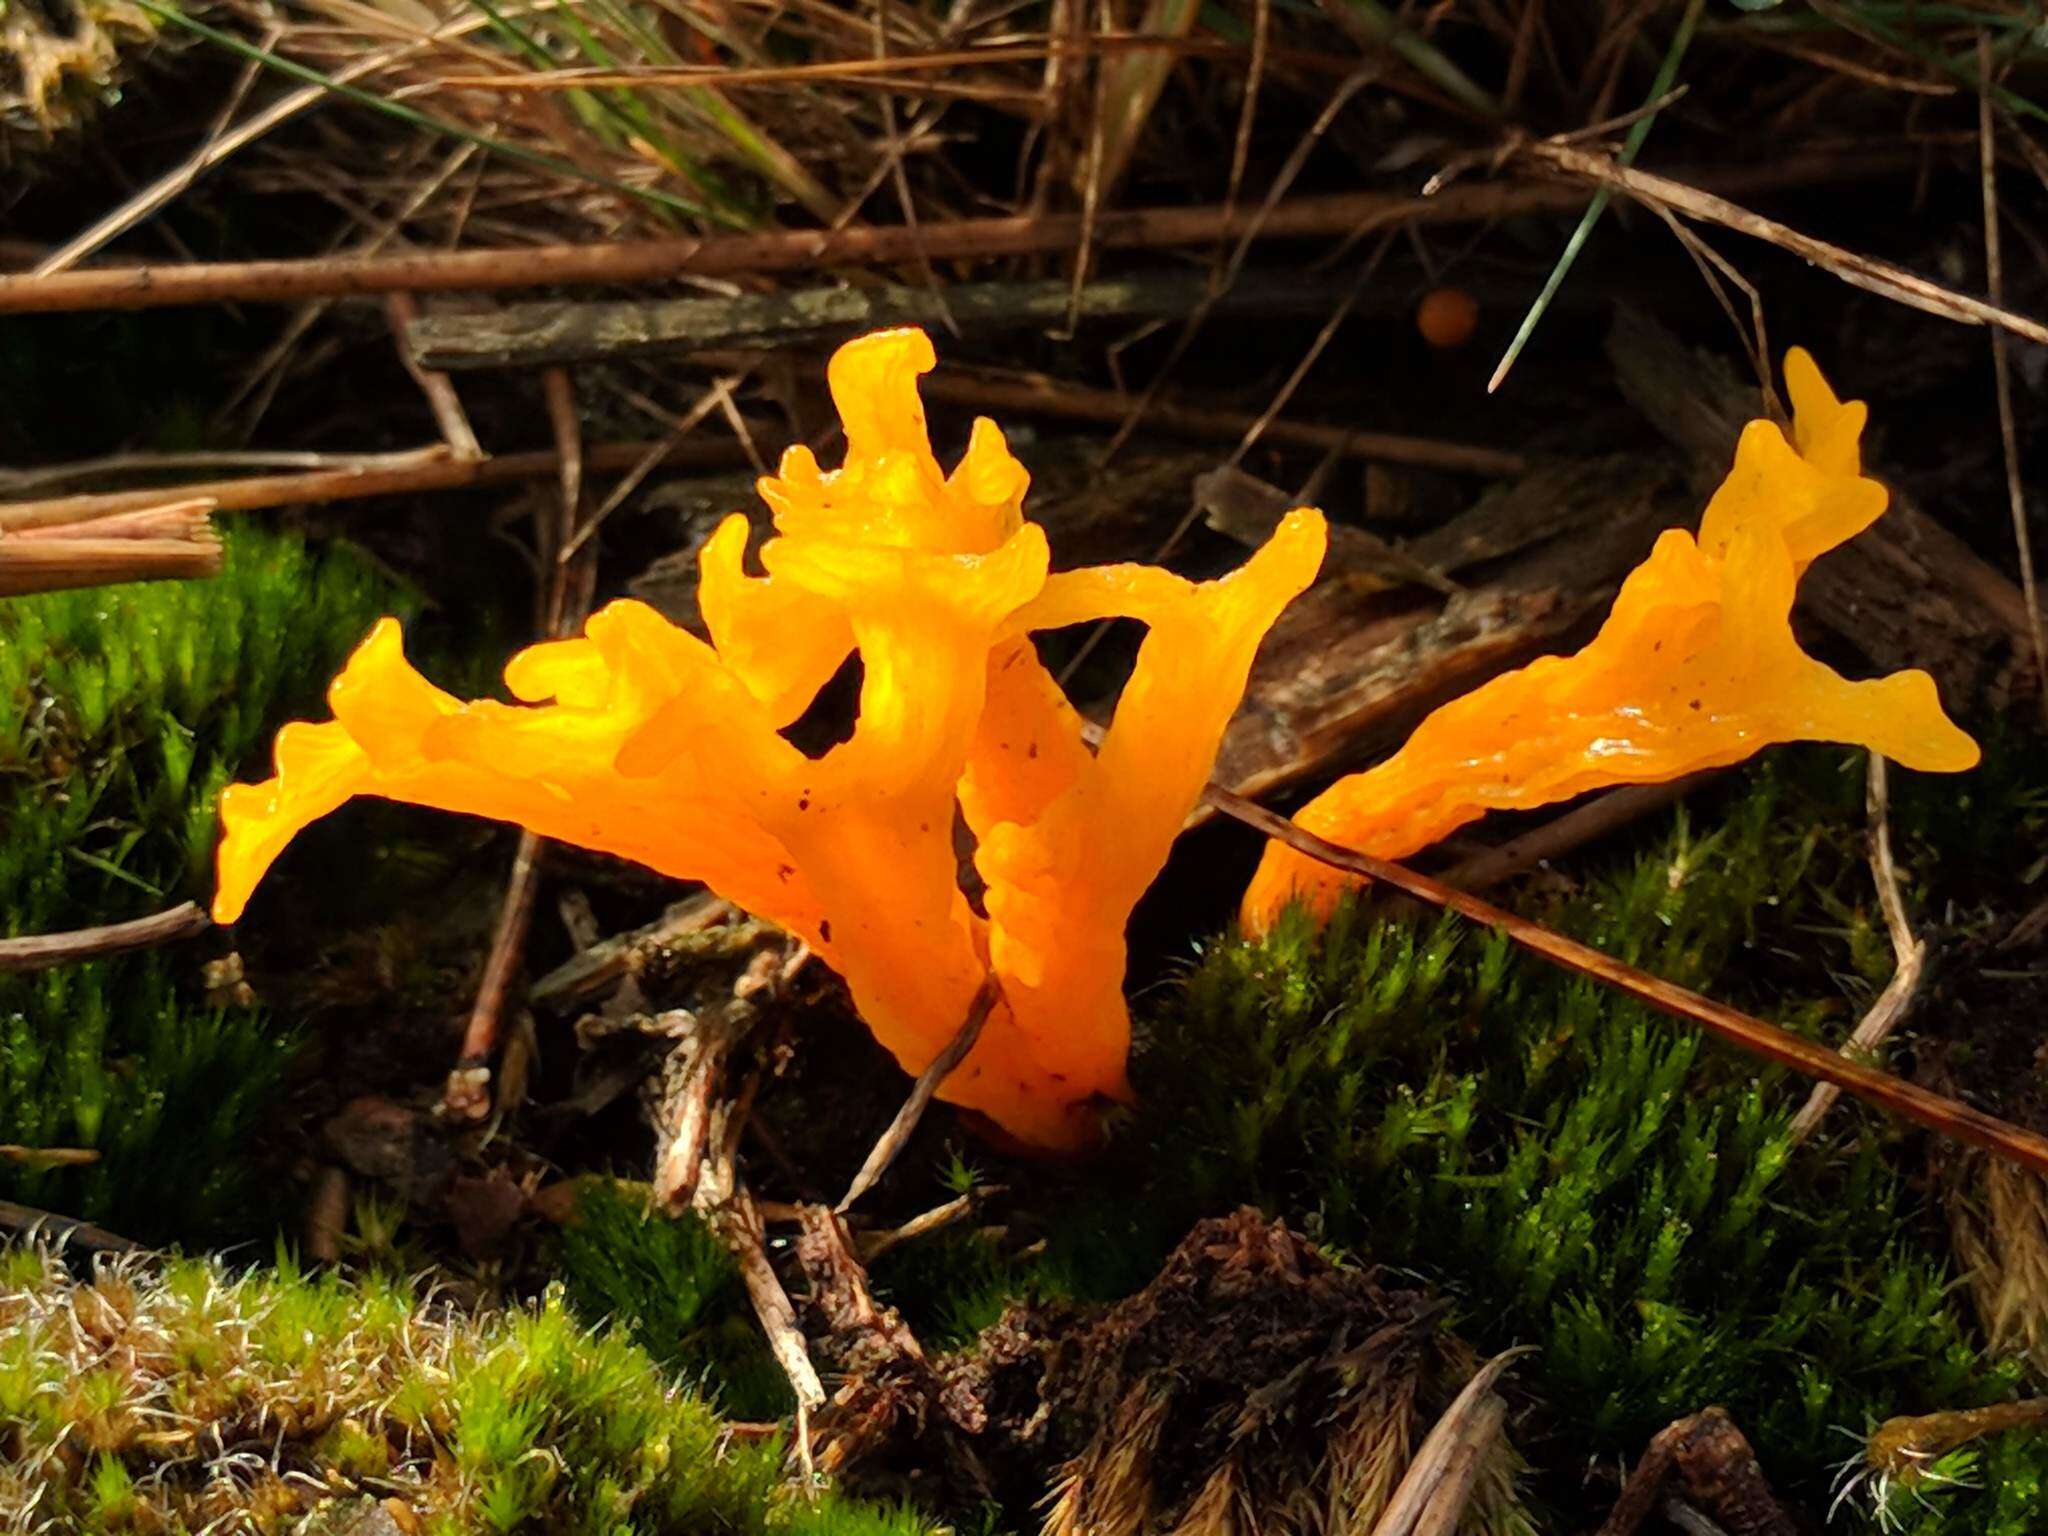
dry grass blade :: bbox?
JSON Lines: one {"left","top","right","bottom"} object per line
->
{"left": 1205, "top": 784, "right": 2048, "bottom": 1178}
{"left": 1977, "top": 32, "right": 2048, "bottom": 715}
{"left": 135, "top": 0, "right": 731, "bottom": 224}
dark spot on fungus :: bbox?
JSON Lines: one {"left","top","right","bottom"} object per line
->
{"left": 777, "top": 864, "right": 796, "bottom": 881}
{"left": 819, "top": 919, "right": 833, "bottom": 942}
{"left": 1689, "top": 698, "right": 1702, "bottom": 711}
{"left": 1028, "top": 742, "right": 1040, "bottom": 759}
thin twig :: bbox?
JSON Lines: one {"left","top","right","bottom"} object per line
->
{"left": 0, "top": 447, "right": 458, "bottom": 494}
{"left": 385, "top": 292, "right": 483, "bottom": 459}
{"left": 1978, "top": 32, "right": 2048, "bottom": 712}
{"left": 1206, "top": 783, "right": 2048, "bottom": 1177}
{"left": 725, "top": 1187, "right": 829, "bottom": 1409}
{"left": 911, "top": 359, "right": 1527, "bottom": 475}
{"left": 839, "top": 977, "right": 1001, "bottom": 1212}
{"left": 443, "top": 831, "right": 546, "bottom": 1122}
{"left": 1787, "top": 756, "right": 1927, "bottom": 1146}
{"left": 0, "top": 902, "right": 209, "bottom": 972}
{"left": 856, "top": 1189, "right": 993, "bottom": 1262}
{"left": 1439, "top": 776, "right": 1710, "bottom": 893}
{"left": 0, "top": 1199, "right": 141, "bottom": 1253}
{"left": 0, "top": 1146, "right": 99, "bottom": 1168}
{"left": 444, "top": 370, "right": 596, "bottom": 1120}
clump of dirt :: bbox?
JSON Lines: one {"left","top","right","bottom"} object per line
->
{"left": 841, "top": 1208, "right": 1526, "bottom": 1536}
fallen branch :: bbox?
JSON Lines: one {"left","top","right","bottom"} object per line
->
{"left": 407, "top": 270, "right": 1360, "bottom": 372}
{"left": 0, "top": 151, "right": 1918, "bottom": 315}
{"left": 1204, "top": 784, "right": 2048, "bottom": 1177}
{"left": 0, "top": 901, "right": 210, "bottom": 972}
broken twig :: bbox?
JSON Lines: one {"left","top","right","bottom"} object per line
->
{"left": 0, "top": 901, "right": 209, "bottom": 972}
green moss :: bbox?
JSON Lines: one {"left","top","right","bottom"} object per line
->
{"left": 1129, "top": 751, "right": 2046, "bottom": 1532}
{"left": 552, "top": 1177, "right": 791, "bottom": 1419}
{"left": 0, "top": 528, "right": 397, "bottom": 1243}
{"left": 0, "top": 1242, "right": 940, "bottom": 1535}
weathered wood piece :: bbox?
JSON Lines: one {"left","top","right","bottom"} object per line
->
{"left": 409, "top": 271, "right": 1355, "bottom": 372}
{"left": 528, "top": 891, "right": 731, "bottom": 1011}
{"left": 1211, "top": 454, "right": 1684, "bottom": 807}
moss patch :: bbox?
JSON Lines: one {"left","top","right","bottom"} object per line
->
{"left": 0, "top": 529, "right": 397, "bottom": 1244}
{"left": 0, "top": 1242, "right": 938, "bottom": 1535}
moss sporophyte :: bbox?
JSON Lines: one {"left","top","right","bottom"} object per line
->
{"left": 214, "top": 332, "right": 1976, "bottom": 1152}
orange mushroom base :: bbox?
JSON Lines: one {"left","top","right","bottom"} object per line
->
{"left": 216, "top": 334, "right": 1976, "bottom": 1154}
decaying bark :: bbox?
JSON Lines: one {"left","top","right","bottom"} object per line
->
{"left": 1596, "top": 1409, "right": 1795, "bottom": 1536}
{"left": 408, "top": 272, "right": 1356, "bottom": 372}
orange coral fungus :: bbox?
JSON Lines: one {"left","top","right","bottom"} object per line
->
{"left": 1241, "top": 348, "right": 1980, "bottom": 935}
{"left": 215, "top": 328, "right": 1328, "bottom": 1152}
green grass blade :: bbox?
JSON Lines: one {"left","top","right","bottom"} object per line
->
{"left": 1488, "top": 0, "right": 1707, "bottom": 393}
